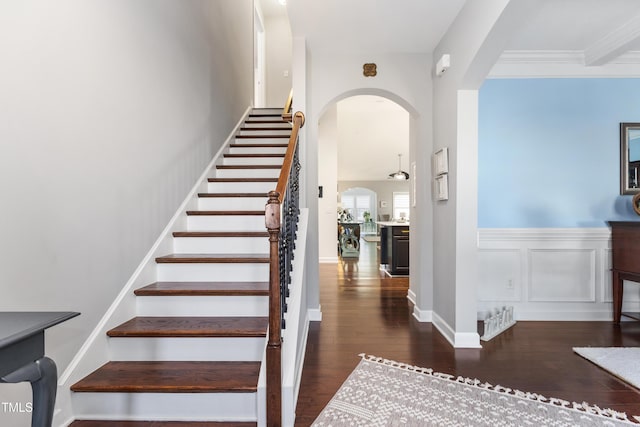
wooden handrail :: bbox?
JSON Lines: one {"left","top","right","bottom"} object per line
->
{"left": 275, "top": 111, "right": 305, "bottom": 202}
{"left": 282, "top": 89, "right": 293, "bottom": 123}
{"left": 265, "top": 108, "right": 304, "bottom": 426}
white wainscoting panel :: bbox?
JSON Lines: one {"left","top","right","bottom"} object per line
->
{"left": 528, "top": 249, "right": 596, "bottom": 302}
{"left": 477, "top": 228, "right": 640, "bottom": 321}
{"left": 478, "top": 249, "right": 522, "bottom": 302}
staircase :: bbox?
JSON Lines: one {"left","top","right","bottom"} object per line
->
{"left": 69, "top": 108, "right": 292, "bottom": 426}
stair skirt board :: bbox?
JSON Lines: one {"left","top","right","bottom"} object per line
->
{"left": 173, "top": 237, "right": 269, "bottom": 254}
{"left": 135, "top": 295, "right": 268, "bottom": 317}
{"left": 72, "top": 392, "right": 258, "bottom": 421}
{"left": 108, "top": 337, "right": 266, "bottom": 361}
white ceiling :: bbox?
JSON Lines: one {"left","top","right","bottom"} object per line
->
{"left": 506, "top": 0, "right": 640, "bottom": 52}
{"left": 261, "top": 0, "right": 640, "bottom": 180}
{"left": 286, "top": 0, "right": 466, "bottom": 54}
{"left": 336, "top": 96, "right": 410, "bottom": 182}
{"left": 278, "top": 0, "right": 640, "bottom": 66}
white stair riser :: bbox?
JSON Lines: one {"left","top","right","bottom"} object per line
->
{"left": 157, "top": 263, "right": 269, "bottom": 282}
{"left": 215, "top": 168, "right": 280, "bottom": 179}
{"left": 207, "top": 181, "right": 275, "bottom": 193}
{"left": 238, "top": 129, "right": 290, "bottom": 137}
{"left": 198, "top": 197, "right": 267, "bottom": 211}
{"left": 233, "top": 137, "right": 289, "bottom": 145}
{"left": 250, "top": 108, "right": 282, "bottom": 114}
{"left": 187, "top": 215, "right": 265, "bottom": 231}
{"left": 229, "top": 146, "right": 287, "bottom": 155}
{"left": 136, "top": 295, "right": 268, "bottom": 316}
{"left": 108, "top": 337, "right": 265, "bottom": 361}
{"left": 174, "top": 236, "right": 269, "bottom": 254}
{"left": 243, "top": 122, "right": 290, "bottom": 129}
{"left": 223, "top": 157, "right": 283, "bottom": 166}
{"left": 72, "top": 392, "right": 257, "bottom": 421}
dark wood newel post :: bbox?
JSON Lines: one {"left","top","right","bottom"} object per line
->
{"left": 265, "top": 190, "right": 282, "bottom": 426}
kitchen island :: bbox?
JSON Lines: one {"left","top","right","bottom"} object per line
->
{"left": 378, "top": 221, "right": 409, "bottom": 275}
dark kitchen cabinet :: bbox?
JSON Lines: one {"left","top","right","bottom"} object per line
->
{"left": 380, "top": 224, "right": 409, "bottom": 275}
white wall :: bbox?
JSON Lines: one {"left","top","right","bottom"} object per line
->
{"left": 432, "top": 0, "right": 538, "bottom": 347}
{"left": 303, "top": 52, "right": 434, "bottom": 323}
{"left": 0, "top": 1, "right": 253, "bottom": 425}
{"left": 336, "top": 97, "right": 410, "bottom": 182}
{"left": 318, "top": 105, "right": 339, "bottom": 262}
{"left": 265, "top": 14, "right": 293, "bottom": 107}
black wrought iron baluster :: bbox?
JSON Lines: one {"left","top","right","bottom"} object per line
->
{"left": 278, "top": 139, "right": 301, "bottom": 330}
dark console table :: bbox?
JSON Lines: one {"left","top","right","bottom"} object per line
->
{"left": 608, "top": 221, "right": 640, "bottom": 324}
{"left": 0, "top": 311, "right": 80, "bottom": 427}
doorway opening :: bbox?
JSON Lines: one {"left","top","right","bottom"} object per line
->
{"left": 318, "top": 94, "right": 411, "bottom": 271}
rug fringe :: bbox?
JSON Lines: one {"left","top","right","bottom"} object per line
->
{"left": 358, "top": 353, "right": 637, "bottom": 423}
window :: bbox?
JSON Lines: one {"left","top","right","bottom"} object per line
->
{"left": 341, "top": 194, "right": 371, "bottom": 221}
{"left": 340, "top": 188, "right": 377, "bottom": 223}
{"left": 393, "top": 192, "right": 410, "bottom": 220}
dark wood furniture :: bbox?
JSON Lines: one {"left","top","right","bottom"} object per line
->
{"left": 0, "top": 311, "right": 79, "bottom": 427}
{"left": 608, "top": 221, "right": 640, "bottom": 324}
{"left": 379, "top": 224, "right": 409, "bottom": 275}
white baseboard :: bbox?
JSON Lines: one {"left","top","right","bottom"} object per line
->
{"left": 407, "top": 289, "right": 417, "bottom": 305}
{"left": 431, "top": 311, "right": 455, "bottom": 346}
{"left": 412, "top": 305, "right": 432, "bottom": 323}
{"left": 431, "top": 312, "right": 481, "bottom": 348}
{"left": 308, "top": 306, "right": 322, "bottom": 322}
{"left": 319, "top": 257, "right": 338, "bottom": 263}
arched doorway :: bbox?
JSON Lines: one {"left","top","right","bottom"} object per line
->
{"left": 317, "top": 94, "right": 411, "bottom": 264}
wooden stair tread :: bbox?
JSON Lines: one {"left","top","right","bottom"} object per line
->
{"left": 208, "top": 178, "right": 277, "bottom": 182}
{"left": 185, "top": 210, "right": 263, "bottom": 216}
{"left": 216, "top": 165, "right": 281, "bottom": 169}
{"left": 173, "top": 231, "right": 268, "bottom": 237}
{"left": 70, "top": 421, "right": 256, "bottom": 427}
{"left": 197, "top": 192, "right": 268, "bottom": 198}
{"left": 235, "top": 135, "right": 289, "bottom": 139}
{"left": 134, "top": 281, "right": 269, "bottom": 296}
{"left": 240, "top": 127, "right": 290, "bottom": 131}
{"left": 223, "top": 153, "right": 285, "bottom": 158}
{"left": 107, "top": 317, "right": 268, "bottom": 337}
{"left": 71, "top": 361, "right": 260, "bottom": 393}
{"left": 248, "top": 113, "right": 281, "bottom": 117}
{"left": 156, "top": 254, "right": 269, "bottom": 263}
{"left": 229, "top": 143, "right": 288, "bottom": 148}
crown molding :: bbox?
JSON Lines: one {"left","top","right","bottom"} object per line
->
{"left": 488, "top": 50, "right": 640, "bottom": 78}
{"left": 584, "top": 14, "right": 640, "bottom": 66}
{"left": 497, "top": 50, "right": 584, "bottom": 64}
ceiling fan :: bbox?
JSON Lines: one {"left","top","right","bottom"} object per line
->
{"left": 388, "top": 153, "right": 409, "bottom": 180}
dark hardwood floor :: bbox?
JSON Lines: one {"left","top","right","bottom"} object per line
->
{"left": 294, "top": 238, "right": 640, "bottom": 425}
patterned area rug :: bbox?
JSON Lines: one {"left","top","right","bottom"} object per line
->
{"left": 574, "top": 347, "right": 640, "bottom": 390}
{"left": 312, "top": 354, "right": 638, "bottom": 426}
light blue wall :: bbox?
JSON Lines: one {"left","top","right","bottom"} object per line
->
{"left": 478, "top": 78, "right": 640, "bottom": 228}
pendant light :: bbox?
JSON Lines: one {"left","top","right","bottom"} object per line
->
{"left": 388, "top": 154, "right": 409, "bottom": 180}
